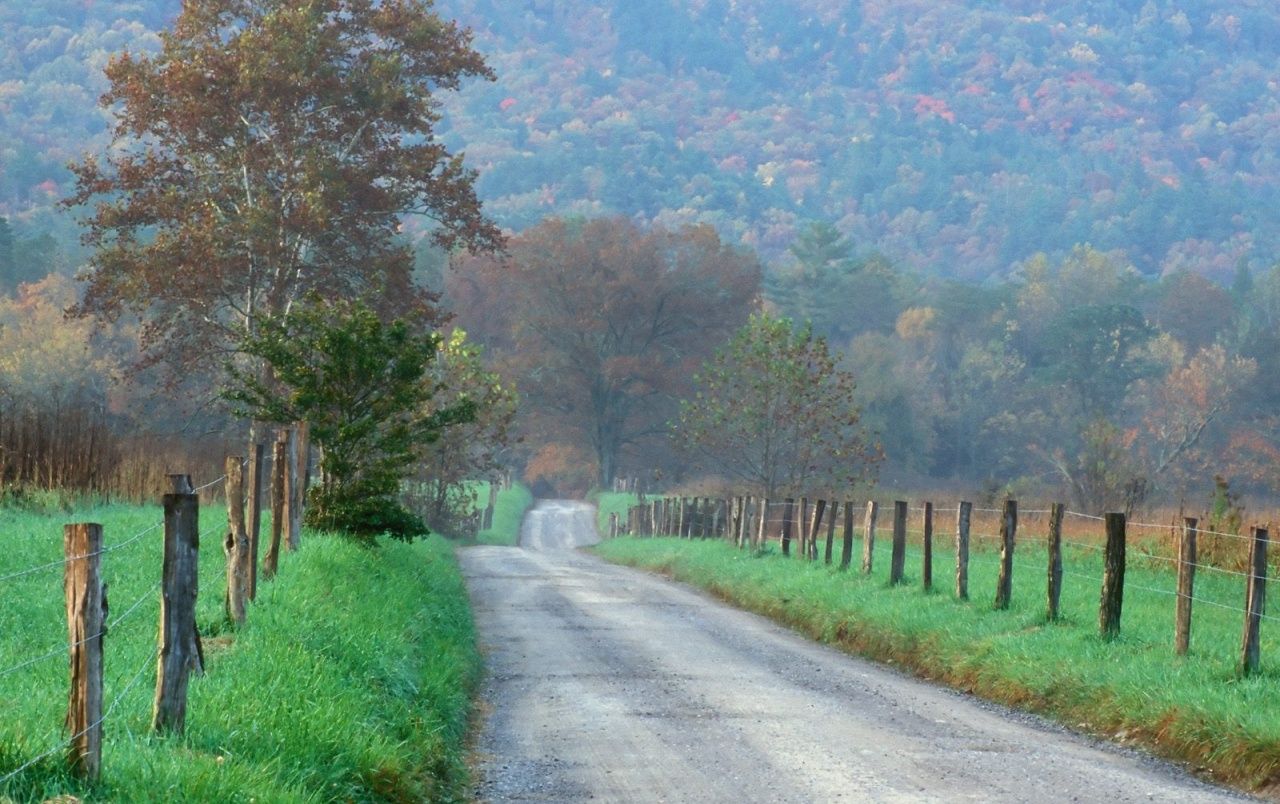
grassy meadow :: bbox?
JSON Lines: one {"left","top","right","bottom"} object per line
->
{"left": 593, "top": 507, "right": 1280, "bottom": 792}
{"left": 469, "top": 482, "right": 534, "bottom": 546}
{"left": 0, "top": 500, "right": 480, "bottom": 802}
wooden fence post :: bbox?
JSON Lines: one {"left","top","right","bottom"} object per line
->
{"left": 781, "top": 498, "right": 794, "bottom": 557}
{"left": 839, "top": 501, "right": 854, "bottom": 570}
{"left": 154, "top": 478, "right": 203, "bottom": 735}
{"left": 1175, "top": 517, "right": 1198, "bottom": 656}
{"left": 246, "top": 442, "right": 264, "bottom": 602}
{"left": 824, "top": 500, "right": 838, "bottom": 565}
{"left": 64, "top": 522, "right": 105, "bottom": 782}
{"left": 284, "top": 425, "right": 301, "bottom": 552}
{"left": 1098, "top": 512, "right": 1126, "bottom": 639}
{"left": 223, "top": 457, "right": 250, "bottom": 627}
{"left": 921, "top": 502, "right": 934, "bottom": 592}
{"left": 756, "top": 498, "right": 769, "bottom": 550}
{"left": 1240, "top": 526, "right": 1269, "bottom": 676}
{"left": 609, "top": 512, "right": 618, "bottom": 539}
{"left": 994, "top": 500, "right": 1018, "bottom": 610}
{"left": 263, "top": 435, "right": 286, "bottom": 580}
{"left": 955, "top": 501, "right": 971, "bottom": 600}
{"left": 862, "top": 501, "right": 878, "bottom": 575}
{"left": 677, "top": 498, "right": 687, "bottom": 538}
{"left": 808, "top": 499, "right": 825, "bottom": 562}
{"left": 1047, "top": 503, "right": 1064, "bottom": 621}
{"left": 889, "top": 501, "right": 908, "bottom": 585}
{"left": 798, "top": 498, "right": 810, "bottom": 558}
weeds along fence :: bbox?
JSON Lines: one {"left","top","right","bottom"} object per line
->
{"left": 0, "top": 423, "right": 310, "bottom": 788}
{"left": 611, "top": 494, "right": 1273, "bottom": 677}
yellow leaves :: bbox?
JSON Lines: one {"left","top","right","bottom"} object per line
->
{"left": 0, "top": 274, "right": 119, "bottom": 405}
{"left": 894, "top": 306, "right": 937, "bottom": 341}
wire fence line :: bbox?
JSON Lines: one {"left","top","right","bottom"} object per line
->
{"left": 0, "top": 520, "right": 164, "bottom": 586}
{"left": 619, "top": 491, "right": 1274, "bottom": 668}
{"left": 0, "top": 581, "right": 159, "bottom": 681}
{"left": 0, "top": 646, "right": 158, "bottom": 788}
{"left": 0, "top": 431, "right": 318, "bottom": 790}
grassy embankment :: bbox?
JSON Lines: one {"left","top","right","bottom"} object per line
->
{"left": 469, "top": 482, "right": 534, "bottom": 546}
{"left": 0, "top": 499, "right": 480, "bottom": 802}
{"left": 593, "top": 510, "right": 1280, "bottom": 793}
{"left": 593, "top": 490, "right": 637, "bottom": 537}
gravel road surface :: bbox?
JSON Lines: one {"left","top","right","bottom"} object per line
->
{"left": 462, "top": 499, "right": 1252, "bottom": 803}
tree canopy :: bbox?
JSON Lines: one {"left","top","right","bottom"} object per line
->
{"left": 674, "top": 312, "right": 880, "bottom": 498}
{"left": 65, "top": 0, "right": 501, "bottom": 374}
{"left": 449, "top": 217, "right": 761, "bottom": 489}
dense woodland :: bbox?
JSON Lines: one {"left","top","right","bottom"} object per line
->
{"left": 0, "top": 1, "right": 1277, "bottom": 514}
{"left": 7, "top": 2, "right": 1280, "bottom": 278}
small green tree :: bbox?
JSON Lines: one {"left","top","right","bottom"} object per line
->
{"left": 225, "top": 298, "right": 473, "bottom": 540}
{"left": 407, "top": 328, "right": 517, "bottom": 535}
{"left": 673, "top": 312, "right": 881, "bottom": 498}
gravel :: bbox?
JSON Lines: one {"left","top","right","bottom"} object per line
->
{"left": 462, "top": 499, "right": 1255, "bottom": 803}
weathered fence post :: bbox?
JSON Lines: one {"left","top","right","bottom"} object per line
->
{"left": 154, "top": 476, "right": 203, "bottom": 735}
{"left": 993, "top": 500, "right": 1018, "bottom": 610}
{"left": 889, "top": 500, "right": 908, "bottom": 585}
{"left": 808, "top": 499, "right": 825, "bottom": 562}
{"left": 839, "top": 501, "right": 854, "bottom": 570}
{"left": 246, "top": 442, "right": 264, "bottom": 601}
{"left": 798, "top": 498, "right": 810, "bottom": 559}
{"left": 223, "top": 456, "right": 250, "bottom": 627}
{"left": 1098, "top": 512, "right": 1126, "bottom": 639}
{"left": 955, "top": 501, "right": 972, "bottom": 600}
{"left": 64, "top": 522, "right": 105, "bottom": 782}
{"left": 921, "top": 502, "right": 934, "bottom": 592}
{"left": 782, "top": 498, "right": 795, "bottom": 557}
{"left": 862, "top": 501, "right": 878, "bottom": 575}
{"left": 609, "top": 512, "right": 618, "bottom": 539}
{"left": 1240, "top": 526, "right": 1269, "bottom": 676}
{"left": 1047, "top": 503, "right": 1064, "bottom": 621}
{"left": 263, "top": 435, "right": 286, "bottom": 580}
{"left": 824, "top": 500, "right": 838, "bottom": 565}
{"left": 1175, "top": 517, "right": 1198, "bottom": 656}
{"left": 756, "top": 498, "right": 769, "bottom": 550}
{"left": 677, "top": 498, "right": 687, "bottom": 538}
{"left": 284, "top": 425, "right": 301, "bottom": 552}
{"left": 483, "top": 482, "right": 498, "bottom": 531}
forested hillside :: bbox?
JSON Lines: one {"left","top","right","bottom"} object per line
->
{"left": 4, "top": 1, "right": 1280, "bottom": 281}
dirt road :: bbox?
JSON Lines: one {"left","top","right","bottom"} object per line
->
{"left": 462, "top": 500, "right": 1250, "bottom": 802}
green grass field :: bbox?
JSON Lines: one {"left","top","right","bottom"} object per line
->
{"left": 471, "top": 482, "right": 534, "bottom": 546}
{"left": 0, "top": 501, "right": 480, "bottom": 802}
{"left": 593, "top": 491, "right": 642, "bottom": 535}
{"left": 593, "top": 522, "right": 1280, "bottom": 792}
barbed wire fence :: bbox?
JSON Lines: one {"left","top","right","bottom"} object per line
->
{"left": 0, "top": 426, "right": 306, "bottom": 791}
{"left": 613, "top": 490, "right": 1272, "bottom": 676}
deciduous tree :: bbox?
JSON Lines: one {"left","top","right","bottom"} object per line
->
{"left": 408, "top": 328, "right": 517, "bottom": 534}
{"left": 674, "top": 312, "right": 881, "bottom": 498}
{"left": 449, "top": 217, "right": 760, "bottom": 488}
{"left": 225, "top": 298, "right": 473, "bottom": 540}
{"left": 66, "top": 0, "right": 502, "bottom": 378}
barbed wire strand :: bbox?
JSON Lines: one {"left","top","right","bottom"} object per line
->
{"left": 0, "top": 646, "right": 157, "bottom": 787}
{"left": 0, "top": 521, "right": 163, "bottom": 586}
{"left": 0, "top": 581, "right": 158, "bottom": 681}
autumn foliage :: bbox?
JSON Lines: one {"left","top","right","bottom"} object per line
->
{"left": 65, "top": 0, "right": 501, "bottom": 376}
{"left": 449, "top": 217, "right": 761, "bottom": 490}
